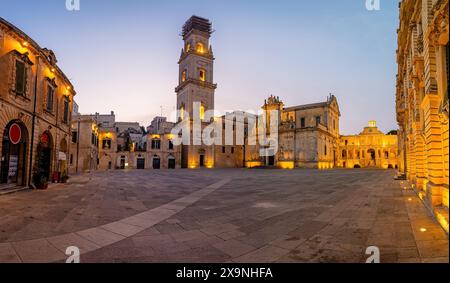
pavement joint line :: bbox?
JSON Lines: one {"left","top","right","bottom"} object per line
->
{"left": 2, "top": 177, "right": 233, "bottom": 263}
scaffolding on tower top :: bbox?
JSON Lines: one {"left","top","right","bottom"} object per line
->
{"left": 182, "top": 15, "right": 213, "bottom": 37}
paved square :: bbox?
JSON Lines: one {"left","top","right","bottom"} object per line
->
{"left": 0, "top": 169, "right": 448, "bottom": 263}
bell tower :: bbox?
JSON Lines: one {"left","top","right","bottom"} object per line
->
{"left": 175, "top": 16, "right": 217, "bottom": 168}
{"left": 175, "top": 15, "right": 216, "bottom": 121}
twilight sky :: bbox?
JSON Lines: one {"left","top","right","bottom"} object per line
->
{"left": 1, "top": 0, "right": 400, "bottom": 135}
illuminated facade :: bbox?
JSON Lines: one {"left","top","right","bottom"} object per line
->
{"left": 266, "top": 94, "right": 341, "bottom": 169}
{"left": 175, "top": 16, "right": 217, "bottom": 169}
{"left": 68, "top": 115, "right": 99, "bottom": 174}
{"left": 396, "top": 0, "right": 449, "bottom": 232}
{"left": 0, "top": 17, "right": 75, "bottom": 189}
{"left": 339, "top": 121, "right": 398, "bottom": 169}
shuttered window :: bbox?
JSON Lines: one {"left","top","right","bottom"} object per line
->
{"left": 46, "top": 84, "right": 54, "bottom": 112}
{"left": 63, "top": 98, "right": 69, "bottom": 124}
{"left": 15, "top": 60, "right": 27, "bottom": 96}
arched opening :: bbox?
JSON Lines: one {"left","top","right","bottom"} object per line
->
{"left": 367, "top": 149, "right": 376, "bottom": 167}
{"left": 179, "top": 103, "right": 185, "bottom": 121}
{"left": 368, "top": 149, "right": 376, "bottom": 160}
{"left": 34, "top": 131, "right": 53, "bottom": 185}
{"left": 196, "top": 42, "right": 205, "bottom": 53}
{"left": 181, "top": 69, "right": 187, "bottom": 82}
{"left": 342, "top": 150, "right": 347, "bottom": 159}
{"left": 354, "top": 164, "right": 361, "bottom": 169}
{"left": 168, "top": 155, "right": 176, "bottom": 169}
{"left": 1, "top": 120, "right": 29, "bottom": 187}
{"left": 153, "top": 155, "right": 161, "bottom": 169}
{"left": 119, "top": 155, "right": 127, "bottom": 169}
{"left": 199, "top": 104, "right": 205, "bottom": 121}
{"left": 136, "top": 156, "right": 145, "bottom": 169}
{"left": 388, "top": 164, "right": 394, "bottom": 169}
{"left": 199, "top": 69, "right": 206, "bottom": 82}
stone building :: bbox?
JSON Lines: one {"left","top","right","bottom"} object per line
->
{"left": 68, "top": 115, "right": 99, "bottom": 174}
{"left": 396, "top": 0, "right": 448, "bottom": 232}
{"left": 261, "top": 94, "right": 341, "bottom": 169}
{"left": 339, "top": 121, "right": 398, "bottom": 169}
{"left": 0, "top": 17, "right": 75, "bottom": 190}
{"left": 175, "top": 16, "right": 216, "bottom": 169}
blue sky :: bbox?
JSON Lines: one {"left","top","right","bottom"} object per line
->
{"left": 1, "top": 0, "right": 400, "bottom": 134}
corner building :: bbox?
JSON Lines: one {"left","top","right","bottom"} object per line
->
{"left": 0, "top": 17, "right": 75, "bottom": 189}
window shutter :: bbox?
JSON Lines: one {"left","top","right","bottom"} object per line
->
{"left": 15, "top": 60, "right": 25, "bottom": 95}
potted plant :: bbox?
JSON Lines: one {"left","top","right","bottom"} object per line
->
{"left": 35, "top": 175, "right": 49, "bottom": 190}
{"left": 60, "top": 172, "right": 69, "bottom": 183}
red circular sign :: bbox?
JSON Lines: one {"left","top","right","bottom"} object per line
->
{"left": 9, "top": 123, "right": 22, "bottom": 145}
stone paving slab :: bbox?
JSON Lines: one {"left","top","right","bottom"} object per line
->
{"left": 0, "top": 169, "right": 448, "bottom": 263}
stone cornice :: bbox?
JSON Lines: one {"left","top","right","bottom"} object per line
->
{"left": 175, "top": 79, "right": 217, "bottom": 93}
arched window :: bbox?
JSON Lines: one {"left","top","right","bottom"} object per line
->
{"left": 200, "top": 104, "right": 205, "bottom": 121}
{"left": 185, "top": 43, "right": 191, "bottom": 52}
{"left": 342, "top": 150, "right": 347, "bottom": 159}
{"left": 180, "top": 104, "right": 185, "bottom": 121}
{"left": 181, "top": 69, "right": 187, "bottom": 82}
{"left": 199, "top": 69, "right": 206, "bottom": 82}
{"left": 196, "top": 42, "right": 205, "bottom": 53}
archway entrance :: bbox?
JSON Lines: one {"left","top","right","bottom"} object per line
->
{"left": 35, "top": 131, "right": 52, "bottom": 184}
{"left": 137, "top": 157, "right": 145, "bottom": 169}
{"left": 168, "top": 156, "right": 176, "bottom": 169}
{"left": 1, "top": 121, "right": 28, "bottom": 187}
{"left": 367, "top": 149, "right": 376, "bottom": 166}
{"left": 153, "top": 155, "right": 161, "bottom": 169}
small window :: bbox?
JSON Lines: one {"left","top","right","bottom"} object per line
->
{"left": 199, "top": 69, "right": 206, "bottom": 82}
{"left": 46, "top": 84, "right": 54, "bottom": 112}
{"left": 70, "top": 154, "right": 73, "bottom": 165}
{"left": 151, "top": 139, "right": 161, "bottom": 150}
{"left": 315, "top": 116, "right": 321, "bottom": 126}
{"left": 222, "top": 146, "right": 226, "bottom": 153}
{"left": 324, "top": 145, "right": 327, "bottom": 156}
{"left": 102, "top": 139, "right": 112, "bottom": 149}
{"left": 71, "top": 131, "right": 78, "bottom": 143}
{"left": 169, "top": 140, "right": 174, "bottom": 150}
{"left": 181, "top": 69, "right": 187, "bottom": 82}
{"left": 300, "top": 117, "right": 306, "bottom": 128}
{"left": 15, "top": 60, "right": 27, "bottom": 96}
{"left": 231, "top": 147, "right": 235, "bottom": 154}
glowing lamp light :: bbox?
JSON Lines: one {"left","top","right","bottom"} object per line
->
{"left": 51, "top": 67, "right": 56, "bottom": 73}
{"left": 21, "top": 41, "right": 29, "bottom": 47}
{"left": 420, "top": 228, "right": 427, "bottom": 233}
{"left": 408, "top": 198, "right": 412, "bottom": 201}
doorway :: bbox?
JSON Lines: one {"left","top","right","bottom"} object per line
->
{"left": 153, "top": 156, "right": 161, "bottom": 169}
{"left": 35, "top": 131, "right": 52, "bottom": 183}
{"left": 1, "top": 121, "right": 28, "bottom": 187}
{"left": 268, "top": 155, "right": 275, "bottom": 166}
{"left": 137, "top": 158, "right": 145, "bottom": 169}
{"left": 199, "top": 155, "right": 205, "bottom": 167}
{"left": 168, "top": 157, "right": 176, "bottom": 169}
